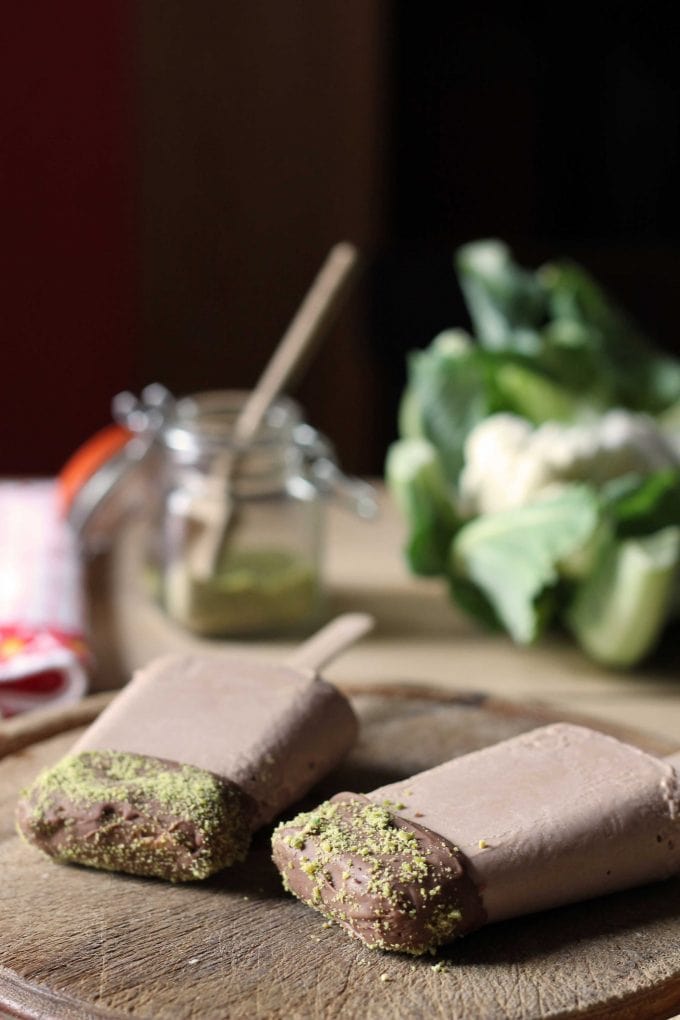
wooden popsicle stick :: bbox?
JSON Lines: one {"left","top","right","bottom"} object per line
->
{"left": 286, "top": 612, "right": 374, "bottom": 672}
{"left": 0, "top": 615, "right": 373, "bottom": 759}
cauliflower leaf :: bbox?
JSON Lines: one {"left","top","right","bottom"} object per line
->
{"left": 450, "top": 486, "right": 600, "bottom": 644}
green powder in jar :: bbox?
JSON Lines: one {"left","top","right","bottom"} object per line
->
{"left": 163, "top": 548, "right": 319, "bottom": 637}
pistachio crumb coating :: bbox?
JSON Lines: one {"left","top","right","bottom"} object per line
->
{"left": 271, "top": 793, "right": 485, "bottom": 954}
{"left": 16, "top": 751, "right": 255, "bottom": 881}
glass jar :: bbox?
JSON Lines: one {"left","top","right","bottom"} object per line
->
{"left": 146, "top": 390, "right": 376, "bottom": 638}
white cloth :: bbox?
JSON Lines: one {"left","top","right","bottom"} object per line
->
{"left": 0, "top": 480, "right": 88, "bottom": 715}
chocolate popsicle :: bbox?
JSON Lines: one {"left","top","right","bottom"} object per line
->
{"left": 272, "top": 723, "right": 680, "bottom": 955}
{"left": 17, "top": 613, "right": 370, "bottom": 882}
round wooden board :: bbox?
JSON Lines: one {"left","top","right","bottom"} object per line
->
{"left": 1, "top": 686, "right": 679, "bottom": 1020}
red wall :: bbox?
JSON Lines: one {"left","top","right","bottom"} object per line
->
{"left": 1, "top": 2, "right": 138, "bottom": 474}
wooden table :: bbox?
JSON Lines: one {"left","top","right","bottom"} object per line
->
{"left": 90, "top": 484, "right": 680, "bottom": 744}
{"left": 2, "top": 484, "right": 680, "bottom": 1020}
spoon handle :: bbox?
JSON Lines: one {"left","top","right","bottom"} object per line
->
{"left": 233, "top": 241, "right": 359, "bottom": 445}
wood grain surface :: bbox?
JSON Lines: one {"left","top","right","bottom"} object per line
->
{"left": 90, "top": 504, "right": 680, "bottom": 746}
{"left": 1, "top": 686, "right": 679, "bottom": 1020}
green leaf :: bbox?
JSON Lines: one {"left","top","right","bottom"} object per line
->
{"left": 450, "top": 486, "right": 600, "bottom": 643}
{"left": 539, "top": 259, "right": 680, "bottom": 413}
{"left": 536, "top": 320, "right": 614, "bottom": 410}
{"left": 567, "top": 527, "right": 680, "bottom": 668}
{"left": 658, "top": 397, "right": 680, "bottom": 435}
{"left": 602, "top": 469, "right": 680, "bottom": 538}
{"left": 447, "top": 575, "right": 501, "bottom": 631}
{"left": 397, "top": 387, "right": 425, "bottom": 439}
{"left": 456, "top": 240, "right": 547, "bottom": 352}
{"left": 398, "top": 330, "right": 476, "bottom": 443}
{"left": 409, "top": 337, "right": 492, "bottom": 483}
{"left": 492, "top": 360, "right": 586, "bottom": 424}
{"left": 641, "top": 356, "right": 680, "bottom": 410}
{"left": 385, "top": 438, "right": 459, "bottom": 575}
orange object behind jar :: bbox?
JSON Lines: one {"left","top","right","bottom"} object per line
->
{"left": 58, "top": 424, "right": 131, "bottom": 517}
{"left": 57, "top": 424, "right": 153, "bottom": 549}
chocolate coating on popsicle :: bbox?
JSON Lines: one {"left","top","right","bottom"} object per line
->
{"left": 273, "top": 723, "right": 680, "bottom": 955}
{"left": 16, "top": 652, "right": 359, "bottom": 881}
{"left": 17, "top": 750, "right": 256, "bottom": 881}
{"left": 271, "top": 793, "right": 485, "bottom": 955}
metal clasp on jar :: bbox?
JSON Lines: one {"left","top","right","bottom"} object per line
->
{"left": 293, "top": 424, "right": 378, "bottom": 520}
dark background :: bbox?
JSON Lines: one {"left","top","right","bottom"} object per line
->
{"left": 3, "top": 2, "right": 680, "bottom": 476}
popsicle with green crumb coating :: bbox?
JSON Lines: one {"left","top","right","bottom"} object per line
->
{"left": 17, "top": 647, "right": 358, "bottom": 881}
{"left": 272, "top": 724, "right": 680, "bottom": 953}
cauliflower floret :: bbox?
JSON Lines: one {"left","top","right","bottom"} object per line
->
{"left": 459, "top": 410, "right": 678, "bottom": 516}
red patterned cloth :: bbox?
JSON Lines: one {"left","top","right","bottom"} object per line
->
{"left": 0, "top": 480, "right": 88, "bottom": 716}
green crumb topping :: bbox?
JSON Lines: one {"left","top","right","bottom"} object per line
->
{"left": 272, "top": 797, "right": 470, "bottom": 955}
{"left": 27, "top": 752, "right": 220, "bottom": 821}
{"left": 277, "top": 800, "right": 428, "bottom": 863}
{"left": 300, "top": 859, "right": 320, "bottom": 877}
{"left": 17, "top": 750, "right": 252, "bottom": 882}
{"left": 427, "top": 906, "right": 462, "bottom": 938}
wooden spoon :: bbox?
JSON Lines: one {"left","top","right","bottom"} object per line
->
{"left": 192, "top": 241, "right": 360, "bottom": 578}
